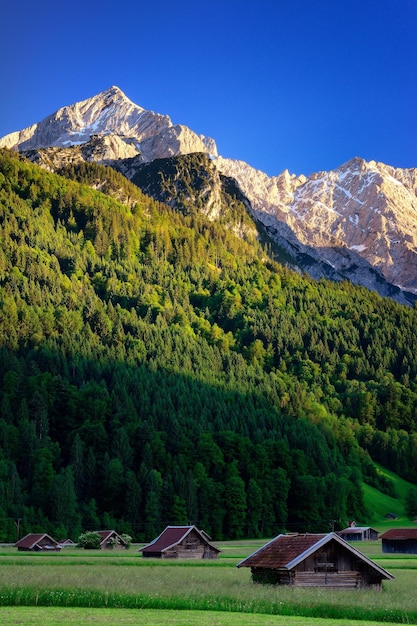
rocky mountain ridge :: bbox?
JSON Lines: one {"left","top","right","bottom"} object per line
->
{"left": 1, "top": 86, "right": 416, "bottom": 302}
{"left": 215, "top": 156, "right": 417, "bottom": 300}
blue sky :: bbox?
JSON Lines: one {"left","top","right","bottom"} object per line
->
{"left": 2, "top": 0, "right": 416, "bottom": 176}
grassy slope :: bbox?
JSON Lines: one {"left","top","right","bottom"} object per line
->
{"left": 362, "top": 464, "right": 415, "bottom": 531}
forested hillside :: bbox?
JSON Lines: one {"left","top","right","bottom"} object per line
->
{"left": 0, "top": 148, "right": 417, "bottom": 543}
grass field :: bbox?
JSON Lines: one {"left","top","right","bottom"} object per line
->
{"left": 0, "top": 541, "right": 417, "bottom": 625}
{"left": 0, "top": 606, "right": 410, "bottom": 626}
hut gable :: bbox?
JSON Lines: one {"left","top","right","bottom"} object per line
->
{"left": 381, "top": 529, "right": 417, "bottom": 554}
{"left": 140, "top": 525, "right": 220, "bottom": 559}
{"left": 15, "top": 533, "right": 61, "bottom": 552}
{"left": 237, "top": 533, "right": 393, "bottom": 590}
{"left": 94, "top": 530, "right": 127, "bottom": 549}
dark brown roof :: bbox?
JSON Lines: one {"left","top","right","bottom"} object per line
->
{"left": 237, "top": 532, "right": 394, "bottom": 580}
{"left": 140, "top": 525, "right": 220, "bottom": 554}
{"left": 380, "top": 529, "right": 417, "bottom": 540}
{"left": 237, "top": 534, "right": 325, "bottom": 569}
{"left": 15, "top": 533, "right": 58, "bottom": 549}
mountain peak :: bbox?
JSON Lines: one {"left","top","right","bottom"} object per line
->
{"left": 0, "top": 87, "right": 218, "bottom": 161}
{"left": 94, "top": 85, "right": 133, "bottom": 105}
{"left": 338, "top": 156, "right": 368, "bottom": 171}
{"left": 104, "top": 85, "right": 124, "bottom": 95}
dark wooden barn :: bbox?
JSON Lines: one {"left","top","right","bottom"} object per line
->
{"left": 237, "top": 532, "right": 393, "bottom": 590}
{"left": 139, "top": 525, "right": 220, "bottom": 559}
{"left": 15, "top": 533, "right": 61, "bottom": 552}
{"left": 380, "top": 529, "right": 417, "bottom": 554}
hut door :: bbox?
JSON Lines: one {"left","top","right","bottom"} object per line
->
{"left": 315, "top": 551, "right": 336, "bottom": 572}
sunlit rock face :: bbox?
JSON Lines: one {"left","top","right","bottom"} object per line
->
{"left": 215, "top": 156, "right": 417, "bottom": 298}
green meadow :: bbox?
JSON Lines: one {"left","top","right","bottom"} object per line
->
{"left": 0, "top": 540, "right": 417, "bottom": 625}
{"left": 362, "top": 464, "right": 415, "bottom": 531}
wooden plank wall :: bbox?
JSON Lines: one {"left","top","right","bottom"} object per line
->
{"left": 294, "top": 571, "right": 361, "bottom": 588}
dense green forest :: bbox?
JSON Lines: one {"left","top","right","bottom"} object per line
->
{"left": 0, "top": 147, "right": 416, "bottom": 543}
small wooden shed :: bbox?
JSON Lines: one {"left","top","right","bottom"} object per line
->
{"left": 237, "top": 532, "right": 393, "bottom": 590}
{"left": 380, "top": 529, "right": 417, "bottom": 554}
{"left": 337, "top": 524, "right": 379, "bottom": 541}
{"left": 94, "top": 530, "right": 128, "bottom": 549}
{"left": 59, "top": 538, "right": 77, "bottom": 548}
{"left": 15, "top": 533, "right": 61, "bottom": 552}
{"left": 140, "top": 525, "right": 220, "bottom": 559}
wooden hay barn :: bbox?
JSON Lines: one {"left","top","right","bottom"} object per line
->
{"left": 94, "top": 530, "right": 128, "bottom": 549}
{"left": 58, "top": 538, "right": 77, "bottom": 548}
{"left": 15, "top": 533, "right": 61, "bottom": 552}
{"left": 337, "top": 525, "right": 379, "bottom": 541}
{"left": 237, "top": 532, "right": 393, "bottom": 590}
{"left": 380, "top": 529, "right": 417, "bottom": 554}
{"left": 139, "top": 525, "right": 220, "bottom": 559}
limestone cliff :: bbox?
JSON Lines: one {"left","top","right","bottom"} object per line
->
{"left": 215, "top": 156, "right": 417, "bottom": 298}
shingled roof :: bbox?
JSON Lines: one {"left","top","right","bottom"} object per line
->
{"left": 237, "top": 533, "right": 325, "bottom": 569}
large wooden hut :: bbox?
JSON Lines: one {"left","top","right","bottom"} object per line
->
{"left": 140, "top": 525, "right": 220, "bottom": 559}
{"left": 237, "top": 532, "right": 393, "bottom": 590}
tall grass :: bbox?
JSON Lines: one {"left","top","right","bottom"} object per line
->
{"left": 0, "top": 557, "right": 416, "bottom": 623}
{"left": 0, "top": 585, "right": 415, "bottom": 623}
